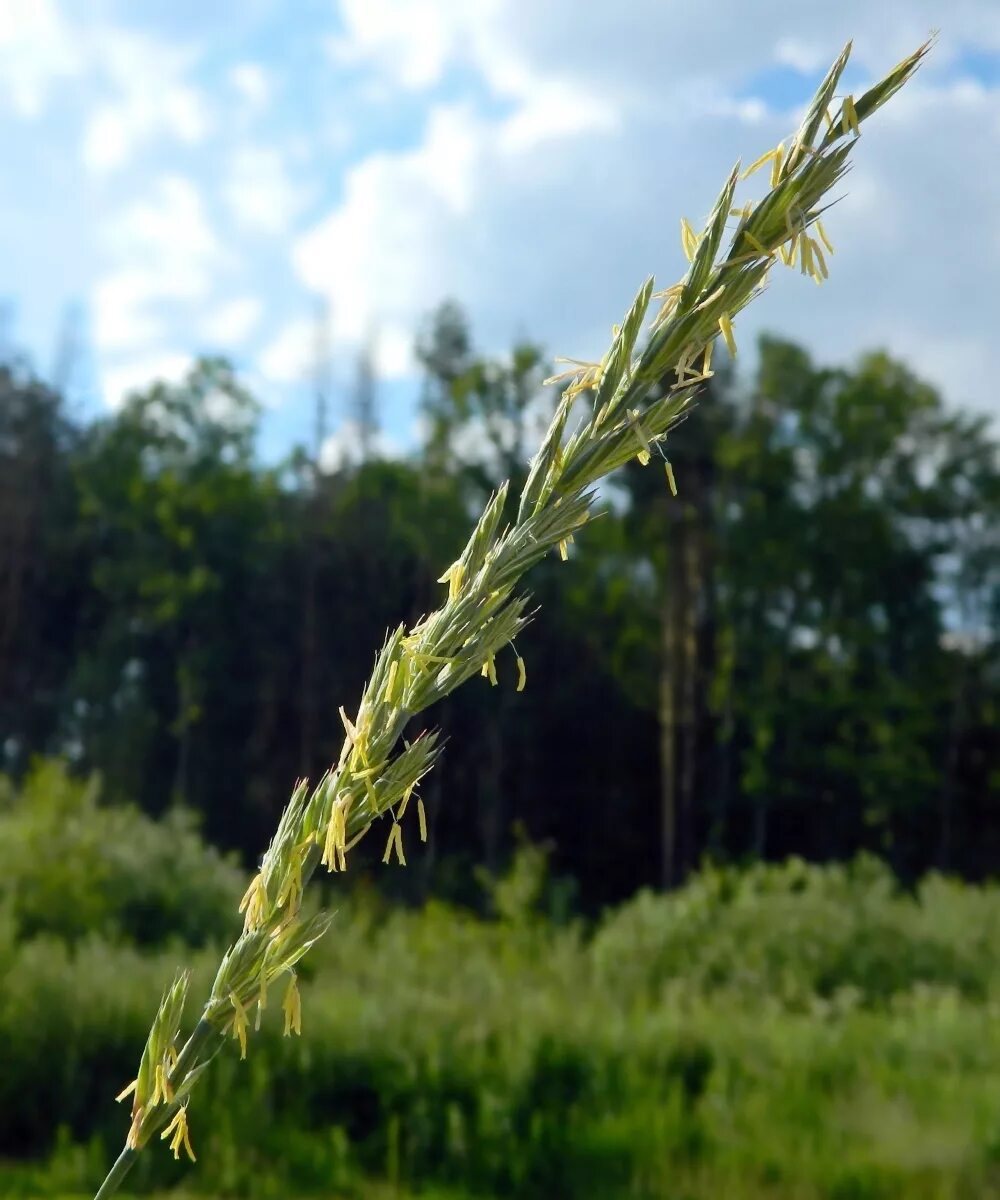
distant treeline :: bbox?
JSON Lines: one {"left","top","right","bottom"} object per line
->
{"left": 2, "top": 306, "right": 998, "bottom": 904}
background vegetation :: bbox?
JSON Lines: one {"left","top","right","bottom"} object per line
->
{"left": 4, "top": 767, "right": 1000, "bottom": 1198}
{"left": 2, "top": 306, "right": 999, "bottom": 1196}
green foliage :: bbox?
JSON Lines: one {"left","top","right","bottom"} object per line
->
{"left": 3, "top": 322, "right": 1000, "bottom": 904}
{"left": 591, "top": 855, "right": 999, "bottom": 1007}
{"left": 0, "top": 761, "right": 243, "bottom": 946}
{"left": 5, "top": 830, "right": 1000, "bottom": 1199}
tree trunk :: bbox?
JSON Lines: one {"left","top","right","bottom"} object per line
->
{"left": 659, "top": 529, "right": 680, "bottom": 889}
{"left": 939, "top": 658, "right": 969, "bottom": 872}
{"left": 678, "top": 505, "right": 701, "bottom": 877}
{"left": 479, "top": 707, "right": 505, "bottom": 875}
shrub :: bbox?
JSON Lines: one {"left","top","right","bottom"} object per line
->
{"left": 0, "top": 761, "right": 243, "bottom": 946}
{"left": 591, "top": 856, "right": 1000, "bottom": 1008}
{"left": 5, "top": 853, "right": 1000, "bottom": 1197}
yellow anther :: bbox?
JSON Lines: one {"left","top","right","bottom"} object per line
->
{"left": 339, "top": 706, "right": 357, "bottom": 743}
{"left": 770, "top": 142, "right": 784, "bottom": 186}
{"left": 239, "top": 872, "right": 268, "bottom": 932}
{"left": 437, "top": 561, "right": 464, "bottom": 601}
{"left": 229, "top": 992, "right": 249, "bottom": 1060}
{"left": 741, "top": 145, "right": 779, "bottom": 180}
{"left": 161, "top": 1105, "right": 196, "bottom": 1162}
{"left": 815, "top": 220, "right": 834, "bottom": 255}
{"left": 842, "top": 94, "right": 860, "bottom": 136}
{"left": 282, "top": 974, "right": 302, "bottom": 1037}
{"left": 382, "top": 822, "right": 406, "bottom": 866}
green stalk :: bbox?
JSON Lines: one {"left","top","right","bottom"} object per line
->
{"left": 91, "top": 36, "right": 930, "bottom": 1200}
{"left": 93, "top": 1148, "right": 137, "bottom": 1200}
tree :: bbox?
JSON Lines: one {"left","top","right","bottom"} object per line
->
{"left": 712, "top": 338, "right": 999, "bottom": 874}
{"left": 67, "top": 359, "right": 283, "bottom": 840}
{"left": 0, "top": 361, "right": 85, "bottom": 771}
{"left": 416, "top": 301, "right": 549, "bottom": 498}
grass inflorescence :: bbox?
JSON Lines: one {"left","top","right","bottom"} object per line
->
{"left": 92, "top": 36, "right": 933, "bottom": 1199}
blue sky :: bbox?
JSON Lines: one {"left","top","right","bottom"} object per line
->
{"left": 2, "top": 1, "right": 999, "bottom": 465}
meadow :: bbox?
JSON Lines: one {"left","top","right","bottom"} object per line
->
{"left": 3, "top": 765, "right": 1000, "bottom": 1199}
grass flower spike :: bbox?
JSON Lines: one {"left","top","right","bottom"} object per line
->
{"left": 91, "top": 36, "right": 931, "bottom": 1200}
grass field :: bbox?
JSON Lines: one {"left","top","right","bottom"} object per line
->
{"left": 6, "top": 856, "right": 1000, "bottom": 1199}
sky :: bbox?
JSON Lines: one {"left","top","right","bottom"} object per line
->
{"left": 1, "top": 0, "right": 999, "bottom": 464}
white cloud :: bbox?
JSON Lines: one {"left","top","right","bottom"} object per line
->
{"left": 11, "top": 0, "right": 1000, "bottom": 431}
{"left": 93, "top": 176, "right": 224, "bottom": 354}
{"left": 223, "top": 146, "right": 305, "bottom": 233}
{"left": 93, "top": 273, "right": 163, "bottom": 352}
{"left": 319, "top": 419, "right": 400, "bottom": 470}
{"left": 328, "top": 0, "right": 487, "bottom": 89}
{"left": 0, "top": 5, "right": 210, "bottom": 166}
{"left": 102, "top": 352, "right": 193, "bottom": 410}
{"left": 229, "top": 62, "right": 270, "bottom": 109}
{"left": 203, "top": 297, "right": 263, "bottom": 346}
{"left": 293, "top": 105, "right": 480, "bottom": 351}
{"left": 258, "top": 319, "right": 316, "bottom": 383}
{"left": 0, "top": 0, "right": 78, "bottom": 117}
{"left": 298, "top": 2, "right": 1000, "bottom": 421}
{"left": 106, "top": 176, "right": 219, "bottom": 269}
{"left": 763, "top": 75, "right": 1000, "bottom": 415}
{"left": 773, "top": 37, "right": 826, "bottom": 74}
{"left": 499, "top": 81, "right": 618, "bottom": 153}
{"left": 256, "top": 314, "right": 414, "bottom": 401}
{"left": 331, "top": 0, "right": 1000, "bottom": 104}
{"left": 81, "top": 30, "right": 209, "bottom": 175}
{"left": 292, "top": 84, "right": 619, "bottom": 366}
{"left": 375, "top": 324, "right": 415, "bottom": 379}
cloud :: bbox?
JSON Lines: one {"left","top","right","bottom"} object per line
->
{"left": 780, "top": 76, "right": 1000, "bottom": 413}
{"left": 93, "top": 175, "right": 224, "bottom": 354}
{"left": 81, "top": 29, "right": 209, "bottom": 175}
{"left": 296, "top": 2, "right": 1000, "bottom": 420}
{"left": 107, "top": 175, "right": 220, "bottom": 268}
{"left": 229, "top": 62, "right": 270, "bottom": 110}
{"left": 203, "top": 297, "right": 263, "bottom": 347}
{"left": 373, "top": 324, "right": 416, "bottom": 379}
{"left": 773, "top": 37, "right": 827, "bottom": 74}
{"left": 292, "top": 87, "right": 618, "bottom": 366}
{"left": 319, "top": 418, "right": 400, "bottom": 470}
{"left": 331, "top": 0, "right": 1000, "bottom": 103}
{"left": 101, "top": 352, "right": 193, "bottom": 410}
{"left": 498, "top": 80, "right": 618, "bottom": 153}
{"left": 10, "top": 0, "right": 1000, "bottom": 433}
{"left": 0, "top": 4, "right": 209, "bottom": 168}
{"left": 93, "top": 273, "right": 163, "bottom": 352}
{"left": 292, "top": 104, "right": 480, "bottom": 356}
{"left": 256, "top": 312, "right": 415, "bottom": 409}
{"left": 0, "top": 0, "right": 77, "bottom": 117}
{"left": 328, "top": 0, "right": 483, "bottom": 89}
{"left": 258, "top": 318, "right": 316, "bottom": 384}
{"left": 223, "top": 146, "right": 305, "bottom": 233}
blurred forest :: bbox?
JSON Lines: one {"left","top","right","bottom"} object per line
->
{"left": 2, "top": 304, "right": 999, "bottom": 907}
{"left": 5, "top": 306, "right": 1000, "bottom": 1199}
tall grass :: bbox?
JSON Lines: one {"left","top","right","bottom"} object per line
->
{"left": 7, "top": 849, "right": 1000, "bottom": 1198}
{"left": 91, "top": 37, "right": 933, "bottom": 1199}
